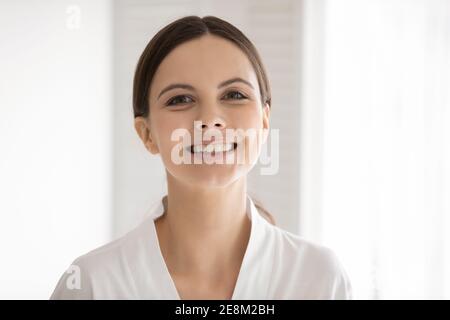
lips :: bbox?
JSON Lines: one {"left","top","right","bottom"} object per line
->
{"left": 187, "top": 142, "right": 238, "bottom": 154}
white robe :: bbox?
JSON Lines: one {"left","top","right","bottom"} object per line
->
{"left": 50, "top": 194, "right": 352, "bottom": 299}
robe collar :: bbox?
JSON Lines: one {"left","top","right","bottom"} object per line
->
{"left": 144, "top": 193, "right": 274, "bottom": 299}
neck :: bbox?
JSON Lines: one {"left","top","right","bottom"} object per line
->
{"left": 155, "top": 171, "right": 251, "bottom": 280}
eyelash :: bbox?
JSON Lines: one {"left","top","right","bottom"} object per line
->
{"left": 165, "top": 91, "right": 248, "bottom": 106}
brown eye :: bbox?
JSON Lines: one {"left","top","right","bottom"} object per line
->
{"left": 166, "top": 95, "right": 194, "bottom": 106}
{"left": 223, "top": 91, "right": 247, "bottom": 100}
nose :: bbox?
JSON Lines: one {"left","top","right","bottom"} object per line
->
{"left": 192, "top": 104, "right": 228, "bottom": 145}
{"left": 194, "top": 110, "right": 226, "bottom": 130}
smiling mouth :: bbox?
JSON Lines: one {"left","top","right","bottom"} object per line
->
{"left": 187, "top": 142, "right": 238, "bottom": 155}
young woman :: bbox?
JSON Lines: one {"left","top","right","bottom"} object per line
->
{"left": 51, "top": 15, "right": 352, "bottom": 300}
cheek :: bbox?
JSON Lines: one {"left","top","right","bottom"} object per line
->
{"left": 153, "top": 115, "right": 190, "bottom": 152}
{"left": 232, "top": 105, "right": 263, "bottom": 130}
{"left": 232, "top": 107, "right": 265, "bottom": 164}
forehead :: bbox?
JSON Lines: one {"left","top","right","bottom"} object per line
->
{"left": 150, "top": 35, "right": 259, "bottom": 96}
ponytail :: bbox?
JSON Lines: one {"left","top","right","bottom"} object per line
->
{"left": 249, "top": 193, "right": 276, "bottom": 226}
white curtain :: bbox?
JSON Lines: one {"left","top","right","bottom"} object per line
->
{"left": 301, "top": 0, "right": 450, "bottom": 299}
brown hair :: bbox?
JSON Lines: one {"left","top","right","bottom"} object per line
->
{"left": 133, "top": 15, "right": 275, "bottom": 225}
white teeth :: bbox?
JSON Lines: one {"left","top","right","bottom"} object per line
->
{"left": 193, "top": 145, "right": 204, "bottom": 153}
{"left": 191, "top": 143, "right": 234, "bottom": 154}
{"left": 205, "top": 144, "right": 215, "bottom": 153}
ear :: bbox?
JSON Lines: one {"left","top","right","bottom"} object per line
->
{"left": 134, "top": 116, "right": 159, "bottom": 155}
{"left": 261, "top": 103, "right": 270, "bottom": 144}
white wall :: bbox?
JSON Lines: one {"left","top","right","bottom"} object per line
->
{"left": 0, "top": 0, "right": 112, "bottom": 299}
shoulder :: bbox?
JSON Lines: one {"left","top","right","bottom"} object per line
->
{"left": 74, "top": 217, "right": 149, "bottom": 272}
{"left": 50, "top": 217, "right": 152, "bottom": 300}
{"left": 274, "top": 226, "right": 343, "bottom": 271}
{"left": 266, "top": 225, "right": 353, "bottom": 299}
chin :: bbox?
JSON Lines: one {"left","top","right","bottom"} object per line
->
{"left": 169, "top": 165, "right": 248, "bottom": 189}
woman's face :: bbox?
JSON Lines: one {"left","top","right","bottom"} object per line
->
{"left": 135, "top": 34, "right": 270, "bottom": 188}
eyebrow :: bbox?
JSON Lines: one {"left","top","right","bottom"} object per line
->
{"left": 157, "top": 77, "right": 254, "bottom": 100}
